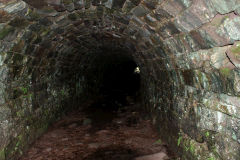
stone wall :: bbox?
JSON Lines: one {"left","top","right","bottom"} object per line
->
{"left": 0, "top": 0, "right": 240, "bottom": 159}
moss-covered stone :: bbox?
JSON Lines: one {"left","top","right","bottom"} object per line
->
{"left": 220, "top": 68, "right": 231, "bottom": 77}
{"left": 0, "top": 148, "right": 5, "bottom": 160}
{"left": 27, "top": 9, "right": 41, "bottom": 21}
{"left": 0, "top": 25, "right": 14, "bottom": 40}
{"left": 63, "top": 0, "right": 73, "bottom": 5}
{"left": 231, "top": 44, "right": 240, "bottom": 54}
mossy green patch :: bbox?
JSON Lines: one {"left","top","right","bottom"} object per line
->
{"left": 205, "top": 131, "right": 210, "bottom": 137}
{"left": 0, "top": 25, "right": 14, "bottom": 40}
{"left": 189, "top": 144, "right": 195, "bottom": 154}
{"left": 177, "top": 136, "right": 182, "bottom": 146}
{"left": 220, "top": 68, "right": 231, "bottom": 77}
{"left": 61, "top": 89, "right": 65, "bottom": 96}
{"left": 63, "top": 0, "right": 73, "bottom": 5}
{"left": 41, "top": 6, "right": 57, "bottom": 14}
{"left": 16, "top": 110, "right": 25, "bottom": 118}
{"left": 207, "top": 157, "right": 216, "bottom": 160}
{"left": 39, "top": 28, "right": 50, "bottom": 37}
{"left": 0, "top": 148, "right": 5, "bottom": 160}
{"left": 154, "top": 139, "right": 162, "bottom": 145}
{"left": 231, "top": 44, "right": 240, "bottom": 54}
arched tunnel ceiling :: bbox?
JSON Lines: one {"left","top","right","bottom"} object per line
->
{"left": 0, "top": 0, "right": 240, "bottom": 160}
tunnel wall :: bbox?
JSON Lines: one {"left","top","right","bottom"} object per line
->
{"left": 0, "top": 0, "right": 240, "bottom": 160}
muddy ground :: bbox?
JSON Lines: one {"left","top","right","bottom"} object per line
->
{"left": 20, "top": 99, "right": 178, "bottom": 160}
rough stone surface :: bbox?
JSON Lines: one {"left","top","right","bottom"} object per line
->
{"left": 0, "top": 0, "right": 239, "bottom": 160}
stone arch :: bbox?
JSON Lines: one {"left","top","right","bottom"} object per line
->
{"left": 0, "top": 0, "right": 240, "bottom": 159}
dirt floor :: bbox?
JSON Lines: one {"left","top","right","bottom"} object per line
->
{"left": 20, "top": 99, "right": 177, "bottom": 160}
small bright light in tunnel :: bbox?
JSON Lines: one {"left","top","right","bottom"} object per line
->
{"left": 134, "top": 67, "right": 140, "bottom": 74}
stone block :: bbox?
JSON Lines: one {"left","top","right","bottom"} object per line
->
{"left": 157, "top": 21, "right": 180, "bottom": 38}
{"left": 161, "top": 0, "right": 188, "bottom": 17}
{"left": 199, "top": 13, "right": 237, "bottom": 47}
{"left": 2, "top": 1, "right": 27, "bottom": 14}
{"left": 209, "top": 0, "right": 240, "bottom": 14}
{"left": 131, "top": 5, "right": 149, "bottom": 17}
{"left": 174, "top": 0, "right": 216, "bottom": 32}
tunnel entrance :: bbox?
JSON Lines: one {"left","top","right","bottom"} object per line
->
{"left": 20, "top": 45, "right": 177, "bottom": 159}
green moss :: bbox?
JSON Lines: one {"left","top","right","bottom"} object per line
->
{"left": 207, "top": 157, "right": 216, "bottom": 160}
{"left": 20, "top": 87, "right": 28, "bottom": 95}
{"left": 220, "top": 68, "right": 231, "bottom": 77}
{"left": 205, "top": 131, "right": 210, "bottom": 137}
{"left": 25, "top": 93, "right": 33, "bottom": 99}
{"left": 177, "top": 136, "right": 182, "bottom": 146}
{"left": 0, "top": 148, "right": 5, "bottom": 160}
{"left": 41, "top": 6, "right": 56, "bottom": 14}
{"left": 16, "top": 110, "right": 24, "bottom": 117}
{"left": 154, "top": 139, "right": 162, "bottom": 145}
{"left": 189, "top": 142, "right": 196, "bottom": 154}
{"left": 40, "top": 28, "right": 50, "bottom": 37}
{"left": 63, "top": 0, "right": 72, "bottom": 5}
{"left": 0, "top": 26, "right": 14, "bottom": 40}
{"left": 61, "top": 89, "right": 65, "bottom": 96}
{"left": 231, "top": 45, "right": 240, "bottom": 54}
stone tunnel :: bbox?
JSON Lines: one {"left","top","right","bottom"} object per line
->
{"left": 0, "top": 0, "right": 240, "bottom": 159}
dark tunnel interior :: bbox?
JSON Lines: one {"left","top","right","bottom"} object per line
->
{"left": 84, "top": 47, "right": 141, "bottom": 109}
